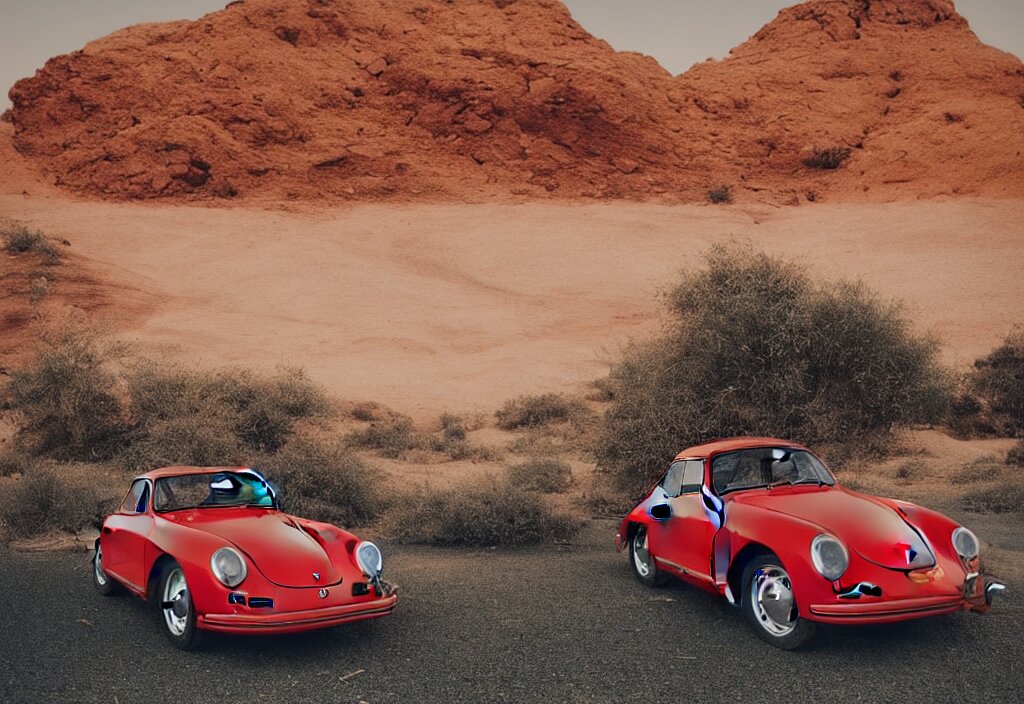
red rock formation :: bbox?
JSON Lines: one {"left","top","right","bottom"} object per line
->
{"left": 6, "top": 0, "right": 1023, "bottom": 203}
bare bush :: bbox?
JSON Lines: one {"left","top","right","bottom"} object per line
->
{"left": 383, "top": 476, "right": 580, "bottom": 547}
{"left": 256, "top": 439, "right": 383, "bottom": 527}
{"left": 803, "top": 146, "right": 851, "bottom": 170}
{"left": 495, "top": 393, "right": 585, "bottom": 430}
{"left": 0, "top": 464, "right": 123, "bottom": 538}
{"left": 9, "top": 328, "right": 126, "bottom": 461}
{"left": 507, "top": 458, "right": 572, "bottom": 493}
{"left": 597, "top": 244, "right": 950, "bottom": 494}
{"left": 2, "top": 223, "right": 61, "bottom": 264}
{"left": 345, "top": 414, "right": 424, "bottom": 459}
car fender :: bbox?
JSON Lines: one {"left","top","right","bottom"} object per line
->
{"left": 723, "top": 501, "right": 836, "bottom": 610}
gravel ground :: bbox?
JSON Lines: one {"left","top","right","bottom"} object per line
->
{"left": 2, "top": 520, "right": 1020, "bottom": 704}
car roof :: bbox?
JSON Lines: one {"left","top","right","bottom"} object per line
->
{"left": 135, "top": 466, "right": 254, "bottom": 481}
{"left": 673, "top": 436, "right": 808, "bottom": 460}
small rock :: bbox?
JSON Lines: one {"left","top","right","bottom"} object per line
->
{"left": 612, "top": 157, "right": 639, "bottom": 174}
{"left": 462, "top": 112, "right": 493, "bottom": 135}
{"left": 365, "top": 58, "right": 387, "bottom": 77}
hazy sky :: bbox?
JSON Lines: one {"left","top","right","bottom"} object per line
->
{"left": 2, "top": 1, "right": 1022, "bottom": 111}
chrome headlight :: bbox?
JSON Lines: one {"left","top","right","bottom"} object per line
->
{"left": 211, "top": 547, "right": 247, "bottom": 587}
{"left": 355, "top": 540, "right": 383, "bottom": 579}
{"left": 951, "top": 526, "right": 979, "bottom": 561}
{"left": 810, "top": 533, "right": 849, "bottom": 581}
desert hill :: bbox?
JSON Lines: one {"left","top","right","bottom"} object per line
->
{"left": 5, "top": 0, "right": 1024, "bottom": 204}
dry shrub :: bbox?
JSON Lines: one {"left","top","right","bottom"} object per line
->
{"left": 116, "top": 362, "right": 329, "bottom": 470}
{"left": 345, "top": 414, "right": 424, "bottom": 459}
{"left": 351, "top": 401, "right": 384, "bottom": 421}
{"left": 0, "top": 451, "right": 34, "bottom": 477}
{"left": 803, "top": 146, "right": 851, "bottom": 170}
{"left": 580, "top": 475, "right": 635, "bottom": 517}
{"left": 9, "top": 328, "right": 126, "bottom": 461}
{"left": 0, "top": 464, "right": 123, "bottom": 538}
{"left": 2, "top": 223, "right": 61, "bottom": 264}
{"left": 952, "top": 330, "right": 1024, "bottom": 437}
{"left": 894, "top": 458, "right": 928, "bottom": 481}
{"left": 707, "top": 185, "right": 732, "bottom": 204}
{"left": 430, "top": 413, "right": 501, "bottom": 462}
{"left": 495, "top": 393, "right": 585, "bottom": 430}
{"left": 507, "top": 458, "right": 572, "bottom": 493}
{"left": 598, "top": 244, "right": 950, "bottom": 494}
{"left": 384, "top": 476, "right": 580, "bottom": 547}
{"left": 1007, "top": 440, "right": 1024, "bottom": 467}
{"left": 961, "top": 482, "right": 1024, "bottom": 514}
{"left": 256, "top": 439, "right": 383, "bottom": 527}
{"left": 949, "top": 455, "right": 1008, "bottom": 485}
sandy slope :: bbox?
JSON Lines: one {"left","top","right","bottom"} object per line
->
{"left": 1, "top": 187, "right": 1021, "bottom": 417}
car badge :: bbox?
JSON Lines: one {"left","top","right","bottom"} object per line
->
{"left": 313, "top": 572, "right": 321, "bottom": 581}
{"left": 318, "top": 588, "right": 329, "bottom": 599}
{"left": 895, "top": 542, "right": 917, "bottom": 564}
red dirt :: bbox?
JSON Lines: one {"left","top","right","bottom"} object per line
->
{"left": 5, "top": 0, "right": 1024, "bottom": 204}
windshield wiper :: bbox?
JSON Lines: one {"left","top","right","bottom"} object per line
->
{"left": 792, "top": 478, "right": 828, "bottom": 487}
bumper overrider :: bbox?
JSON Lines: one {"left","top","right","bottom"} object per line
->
{"left": 199, "top": 581, "right": 398, "bottom": 634}
{"left": 808, "top": 566, "right": 1006, "bottom": 624}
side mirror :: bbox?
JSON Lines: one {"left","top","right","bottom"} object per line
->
{"left": 650, "top": 503, "right": 672, "bottom": 521}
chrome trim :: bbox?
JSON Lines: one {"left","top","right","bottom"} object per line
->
{"left": 986, "top": 582, "right": 1006, "bottom": 605}
{"left": 654, "top": 557, "right": 713, "bottom": 583}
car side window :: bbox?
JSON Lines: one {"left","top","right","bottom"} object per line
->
{"left": 680, "top": 460, "right": 704, "bottom": 494}
{"left": 119, "top": 480, "right": 150, "bottom": 515}
{"left": 661, "top": 461, "right": 685, "bottom": 497}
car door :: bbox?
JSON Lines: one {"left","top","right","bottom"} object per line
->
{"left": 651, "top": 459, "right": 718, "bottom": 585}
{"left": 103, "top": 479, "right": 155, "bottom": 591}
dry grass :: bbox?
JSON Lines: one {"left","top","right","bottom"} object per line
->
{"left": 495, "top": 393, "right": 585, "bottom": 430}
{"left": 382, "top": 476, "right": 581, "bottom": 547}
{"left": 707, "top": 185, "right": 732, "bottom": 204}
{"left": 0, "top": 451, "right": 34, "bottom": 477}
{"left": 1, "top": 223, "right": 62, "bottom": 264}
{"left": 960, "top": 482, "right": 1024, "bottom": 514}
{"left": 345, "top": 414, "right": 424, "bottom": 459}
{"left": 951, "top": 329, "right": 1024, "bottom": 437}
{"left": 507, "top": 458, "right": 572, "bottom": 493}
{"left": 803, "top": 146, "right": 851, "bottom": 170}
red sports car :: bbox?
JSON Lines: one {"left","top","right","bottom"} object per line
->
{"left": 617, "top": 437, "right": 1006, "bottom": 649}
{"left": 93, "top": 466, "right": 397, "bottom": 649}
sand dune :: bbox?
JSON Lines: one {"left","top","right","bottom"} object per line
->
{"left": 2, "top": 188, "right": 1021, "bottom": 417}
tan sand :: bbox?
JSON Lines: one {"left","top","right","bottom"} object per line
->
{"left": 1, "top": 192, "right": 1021, "bottom": 418}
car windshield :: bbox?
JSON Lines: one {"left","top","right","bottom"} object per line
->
{"left": 154, "top": 470, "right": 276, "bottom": 512}
{"left": 711, "top": 447, "right": 835, "bottom": 495}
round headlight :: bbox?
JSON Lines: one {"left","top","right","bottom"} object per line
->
{"left": 211, "top": 547, "right": 247, "bottom": 588}
{"left": 355, "top": 540, "right": 383, "bottom": 579}
{"left": 810, "top": 533, "right": 849, "bottom": 581}
{"left": 951, "top": 526, "right": 979, "bottom": 561}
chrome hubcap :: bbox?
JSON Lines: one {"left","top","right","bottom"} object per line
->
{"left": 162, "top": 568, "right": 190, "bottom": 637}
{"left": 632, "top": 528, "right": 651, "bottom": 578}
{"left": 94, "top": 545, "right": 107, "bottom": 586}
{"left": 751, "top": 565, "right": 797, "bottom": 636}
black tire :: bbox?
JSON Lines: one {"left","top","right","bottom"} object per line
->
{"left": 92, "top": 540, "right": 122, "bottom": 596}
{"left": 157, "top": 560, "right": 203, "bottom": 650}
{"left": 741, "top": 554, "right": 816, "bottom": 650}
{"left": 629, "top": 524, "right": 669, "bottom": 587}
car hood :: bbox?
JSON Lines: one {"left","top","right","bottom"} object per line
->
{"left": 732, "top": 487, "right": 935, "bottom": 570}
{"left": 169, "top": 509, "right": 341, "bottom": 587}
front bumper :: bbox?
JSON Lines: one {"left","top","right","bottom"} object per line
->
{"left": 198, "top": 582, "right": 398, "bottom": 634}
{"left": 808, "top": 571, "right": 1006, "bottom": 625}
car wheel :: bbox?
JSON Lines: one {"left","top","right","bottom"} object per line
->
{"left": 92, "top": 541, "right": 121, "bottom": 596}
{"left": 629, "top": 524, "right": 669, "bottom": 587}
{"left": 158, "top": 560, "right": 203, "bottom": 650}
{"left": 741, "top": 554, "right": 816, "bottom": 650}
